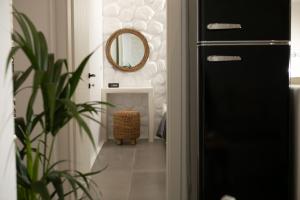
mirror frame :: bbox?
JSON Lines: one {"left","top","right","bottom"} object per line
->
{"left": 105, "top": 28, "right": 150, "bottom": 72}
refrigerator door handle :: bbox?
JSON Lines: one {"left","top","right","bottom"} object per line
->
{"left": 207, "top": 55, "right": 242, "bottom": 62}
{"left": 207, "top": 23, "right": 242, "bottom": 30}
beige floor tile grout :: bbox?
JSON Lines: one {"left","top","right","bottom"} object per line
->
{"left": 127, "top": 145, "right": 137, "bottom": 200}
{"left": 132, "top": 169, "right": 166, "bottom": 173}
{"left": 92, "top": 140, "right": 166, "bottom": 200}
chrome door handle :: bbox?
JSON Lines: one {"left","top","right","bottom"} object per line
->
{"left": 207, "top": 55, "right": 242, "bottom": 62}
{"left": 207, "top": 23, "right": 242, "bottom": 30}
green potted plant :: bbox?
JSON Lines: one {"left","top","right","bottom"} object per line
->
{"left": 8, "top": 10, "right": 108, "bottom": 199}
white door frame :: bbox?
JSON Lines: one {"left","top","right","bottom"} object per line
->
{"left": 67, "top": 0, "right": 189, "bottom": 199}
{"left": 67, "top": 0, "right": 190, "bottom": 199}
{"left": 166, "top": 0, "right": 188, "bottom": 199}
{"left": 0, "top": 0, "right": 189, "bottom": 198}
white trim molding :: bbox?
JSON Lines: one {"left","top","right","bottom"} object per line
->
{"left": 167, "top": 0, "right": 188, "bottom": 199}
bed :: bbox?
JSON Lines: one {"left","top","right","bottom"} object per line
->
{"left": 156, "top": 104, "right": 167, "bottom": 139}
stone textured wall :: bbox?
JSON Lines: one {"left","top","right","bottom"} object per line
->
{"left": 102, "top": 0, "right": 167, "bottom": 138}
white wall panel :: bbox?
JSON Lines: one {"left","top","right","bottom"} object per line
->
{"left": 73, "top": 0, "right": 104, "bottom": 172}
{"left": 291, "top": 2, "right": 300, "bottom": 77}
{"left": 0, "top": 0, "right": 16, "bottom": 199}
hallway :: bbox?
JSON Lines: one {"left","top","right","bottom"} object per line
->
{"left": 91, "top": 140, "right": 166, "bottom": 200}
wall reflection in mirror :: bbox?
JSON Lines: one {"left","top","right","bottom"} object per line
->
{"left": 106, "top": 28, "right": 149, "bottom": 72}
{"left": 111, "top": 33, "right": 145, "bottom": 68}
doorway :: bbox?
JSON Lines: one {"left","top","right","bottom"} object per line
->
{"left": 10, "top": 0, "right": 188, "bottom": 199}
{"left": 89, "top": 0, "right": 168, "bottom": 199}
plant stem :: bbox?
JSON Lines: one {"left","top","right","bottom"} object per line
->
{"left": 46, "top": 135, "right": 56, "bottom": 170}
{"left": 43, "top": 133, "right": 48, "bottom": 173}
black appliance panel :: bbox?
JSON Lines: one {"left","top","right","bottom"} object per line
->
{"left": 198, "top": 0, "right": 290, "bottom": 42}
{"left": 199, "top": 45, "right": 291, "bottom": 200}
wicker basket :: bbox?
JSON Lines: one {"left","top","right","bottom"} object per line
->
{"left": 113, "top": 110, "right": 140, "bottom": 145}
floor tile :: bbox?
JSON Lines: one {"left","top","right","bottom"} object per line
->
{"left": 136, "top": 139, "right": 165, "bottom": 149}
{"left": 133, "top": 141, "right": 166, "bottom": 171}
{"left": 129, "top": 171, "right": 166, "bottom": 200}
{"left": 92, "top": 170, "right": 132, "bottom": 200}
{"left": 93, "top": 141, "right": 135, "bottom": 171}
{"left": 91, "top": 139, "right": 166, "bottom": 200}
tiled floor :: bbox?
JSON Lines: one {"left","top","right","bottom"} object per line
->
{"left": 91, "top": 139, "right": 166, "bottom": 200}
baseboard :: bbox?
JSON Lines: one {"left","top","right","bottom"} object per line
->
{"left": 76, "top": 140, "right": 105, "bottom": 200}
{"left": 107, "top": 136, "right": 160, "bottom": 140}
{"left": 90, "top": 140, "right": 105, "bottom": 170}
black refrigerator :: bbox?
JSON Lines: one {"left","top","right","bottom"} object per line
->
{"left": 196, "top": 0, "right": 293, "bottom": 199}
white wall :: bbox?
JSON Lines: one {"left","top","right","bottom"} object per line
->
{"left": 12, "top": 0, "right": 103, "bottom": 174}
{"left": 73, "top": 0, "right": 104, "bottom": 172}
{"left": 102, "top": 0, "right": 167, "bottom": 138}
{"left": 0, "top": 1, "right": 16, "bottom": 199}
{"left": 88, "top": 0, "right": 104, "bottom": 166}
{"left": 291, "top": 2, "right": 300, "bottom": 77}
{"left": 13, "top": 0, "right": 69, "bottom": 172}
{"left": 292, "top": 2, "right": 300, "bottom": 48}
{"left": 13, "top": 0, "right": 53, "bottom": 119}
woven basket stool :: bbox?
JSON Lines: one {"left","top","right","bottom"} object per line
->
{"left": 113, "top": 110, "right": 140, "bottom": 145}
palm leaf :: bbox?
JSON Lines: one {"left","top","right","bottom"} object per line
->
{"left": 13, "top": 11, "right": 34, "bottom": 50}
{"left": 61, "top": 51, "right": 94, "bottom": 98}
{"left": 15, "top": 117, "right": 26, "bottom": 146}
{"left": 26, "top": 70, "right": 44, "bottom": 123}
{"left": 13, "top": 67, "right": 33, "bottom": 94}
{"left": 42, "top": 82, "right": 57, "bottom": 132}
{"left": 53, "top": 59, "right": 68, "bottom": 82}
{"left": 31, "top": 181, "right": 50, "bottom": 200}
{"left": 46, "top": 160, "right": 67, "bottom": 173}
{"left": 6, "top": 46, "right": 20, "bottom": 71}
{"left": 12, "top": 32, "right": 38, "bottom": 67}
{"left": 32, "top": 144, "right": 41, "bottom": 181}
{"left": 16, "top": 151, "right": 31, "bottom": 188}
{"left": 60, "top": 99, "right": 96, "bottom": 147}
{"left": 47, "top": 171, "right": 64, "bottom": 200}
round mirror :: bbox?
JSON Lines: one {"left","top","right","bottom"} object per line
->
{"left": 106, "top": 28, "right": 150, "bottom": 72}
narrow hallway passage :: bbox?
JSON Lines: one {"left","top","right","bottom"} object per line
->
{"left": 91, "top": 140, "right": 166, "bottom": 200}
